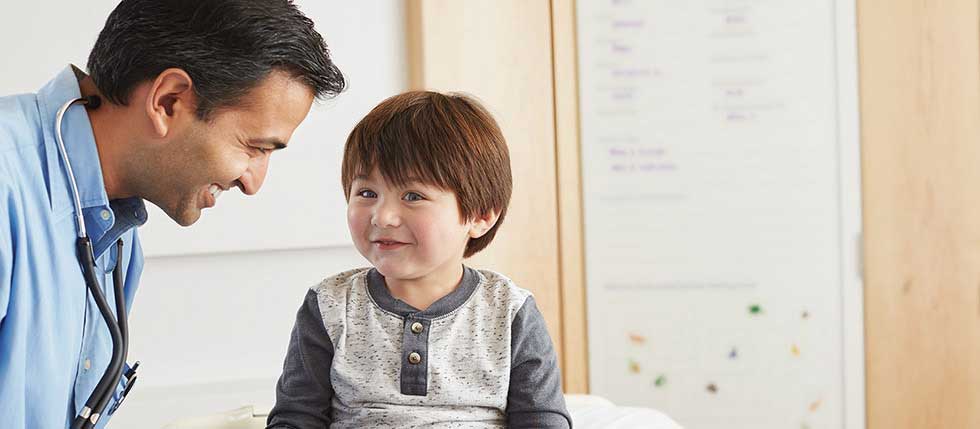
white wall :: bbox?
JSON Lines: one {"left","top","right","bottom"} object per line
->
{"left": 131, "top": 248, "right": 365, "bottom": 387}
{"left": 112, "top": 246, "right": 367, "bottom": 427}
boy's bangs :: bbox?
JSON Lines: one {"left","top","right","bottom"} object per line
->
{"left": 348, "top": 121, "right": 456, "bottom": 192}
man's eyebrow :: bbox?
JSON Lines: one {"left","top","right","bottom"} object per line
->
{"left": 250, "top": 138, "right": 287, "bottom": 150}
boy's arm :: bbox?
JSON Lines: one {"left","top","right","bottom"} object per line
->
{"left": 506, "top": 296, "right": 573, "bottom": 428}
{"left": 266, "top": 289, "right": 335, "bottom": 429}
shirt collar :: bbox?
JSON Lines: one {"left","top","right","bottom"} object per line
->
{"left": 36, "top": 65, "right": 111, "bottom": 213}
{"left": 367, "top": 266, "right": 481, "bottom": 319}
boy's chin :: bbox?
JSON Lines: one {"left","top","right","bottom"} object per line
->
{"left": 372, "top": 262, "right": 428, "bottom": 282}
{"left": 374, "top": 265, "right": 409, "bottom": 280}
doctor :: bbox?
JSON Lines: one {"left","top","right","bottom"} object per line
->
{"left": 0, "top": 1, "right": 345, "bottom": 427}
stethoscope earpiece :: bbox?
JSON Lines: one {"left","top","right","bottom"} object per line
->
{"left": 84, "top": 95, "right": 102, "bottom": 109}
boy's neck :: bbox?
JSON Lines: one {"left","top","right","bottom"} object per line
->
{"left": 384, "top": 263, "right": 465, "bottom": 311}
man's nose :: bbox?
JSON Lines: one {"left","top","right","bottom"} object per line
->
{"left": 238, "top": 154, "right": 270, "bottom": 196}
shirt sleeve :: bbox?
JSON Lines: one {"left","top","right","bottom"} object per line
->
{"left": 507, "top": 296, "right": 573, "bottom": 428}
{"left": 0, "top": 182, "right": 12, "bottom": 322}
{"left": 266, "top": 289, "right": 335, "bottom": 429}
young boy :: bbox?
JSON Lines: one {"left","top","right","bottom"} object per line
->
{"left": 266, "top": 91, "right": 571, "bottom": 428}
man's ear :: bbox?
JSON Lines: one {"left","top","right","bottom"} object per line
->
{"left": 145, "top": 68, "right": 196, "bottom": 137}
{"left": 468, "top": 210, "right": 500, "bottom": 239}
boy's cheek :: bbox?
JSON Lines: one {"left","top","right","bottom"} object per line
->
{"left": 347, "top": 208, "right": 369, "bottom": 230}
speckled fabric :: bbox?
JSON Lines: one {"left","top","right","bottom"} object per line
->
{"left": 267, "top": 266, "right": 572, "bottom": 428}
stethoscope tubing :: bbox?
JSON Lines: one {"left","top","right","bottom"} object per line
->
{"left": 53, "top": 97, "right": 90, "bottom": 239}
{"left": 57, "top": 97, "right": 128, "bottom": 429}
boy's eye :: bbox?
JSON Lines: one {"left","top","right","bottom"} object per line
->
{"left": 356, "top": 189, "right": 377, "bottom": 198}
{"left": 403, "top": 192, "right": 424, "bottom": 202}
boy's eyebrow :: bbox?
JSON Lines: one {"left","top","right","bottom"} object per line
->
{"left": 351, "top": 174, "right": 431, "bottom": 187}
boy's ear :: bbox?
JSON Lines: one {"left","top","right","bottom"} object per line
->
{"left": 468, "top": 210, "right": 500, "bottom": 239}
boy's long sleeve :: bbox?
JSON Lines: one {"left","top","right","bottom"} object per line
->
{"left": 267, "top": 289, "right": 335, "bottom": 429}
{"left": 506, "top": 296, "right": 573, "bottom": 428}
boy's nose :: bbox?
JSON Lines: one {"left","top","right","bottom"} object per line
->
{"left": 371, "top": 202, "right": 401, "bottom": 228}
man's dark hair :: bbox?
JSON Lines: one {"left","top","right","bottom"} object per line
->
{"left": 87, "top": 0, "right": 345, "bottom": 120}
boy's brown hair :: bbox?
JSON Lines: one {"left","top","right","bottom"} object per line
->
{"left": 341, "top": 91, "right": 512, "bottom": 257}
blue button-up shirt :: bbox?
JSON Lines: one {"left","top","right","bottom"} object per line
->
{"left": 0, "top": 66, "right": 147, "bottom": 428}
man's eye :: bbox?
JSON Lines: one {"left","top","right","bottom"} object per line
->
{"left": 357, "top": 190, "right": 377, "bottom": 198}
{"left": 403, "top": 192, "right": 424, "bottom": 202}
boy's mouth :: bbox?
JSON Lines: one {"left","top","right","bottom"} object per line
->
{"left": 372, "top": 239, "right": 409, "bottom": 250}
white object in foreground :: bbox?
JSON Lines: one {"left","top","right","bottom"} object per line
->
{"left": 160, "top": 394, "right": 683, "bottom": 429}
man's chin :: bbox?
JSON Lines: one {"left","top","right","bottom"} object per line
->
{"left": 148, "top": 197, "right": 203, "bottom": 227}
{"left": 167, "top": 207, "right": 202, "bottom": 227}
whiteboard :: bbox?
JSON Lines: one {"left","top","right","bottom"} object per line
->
{"left": 576, "top": 1, "right": 865, "bottom": 429}
{"left": 0, "top": 1, "right": 406, "bottom": 257}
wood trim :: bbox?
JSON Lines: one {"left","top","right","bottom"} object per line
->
{"left": 859, "top": 0, "right": 980, "bottom": 427}
{"left": 405, "top": 0, "right": 425, "bottom": 90}
{"left": 550, "top": 0, "right": 589, "bottom": 394}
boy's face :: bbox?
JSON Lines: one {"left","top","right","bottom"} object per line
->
{"left": 347, "top": 169, "right": 488, "bottom": 283}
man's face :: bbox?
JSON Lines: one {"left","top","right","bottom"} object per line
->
{"left": 151, "top": 71, "right": 314, "bottom": 226}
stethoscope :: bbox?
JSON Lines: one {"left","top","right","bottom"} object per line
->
{"left": 56, "top": 95, "right": 138, "bottom": 429}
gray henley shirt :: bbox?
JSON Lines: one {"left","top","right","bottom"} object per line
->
{"left": 266, "top": 266, "right": 571, "bottom": 428}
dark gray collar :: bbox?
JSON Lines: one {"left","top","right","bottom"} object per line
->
{"left": 367, "top": 266, "right": 480, "bottom": 319}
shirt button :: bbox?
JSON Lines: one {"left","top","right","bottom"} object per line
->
{"left": 408, "top": 352, "right": 422, "bottom": 365}
{"left": 100, "top": 210, "right": 111, "bottom": 221}
{"left": 84, "top": 359, "right": 91, "bottom": 370}
{"left": 411, "top": 322, "right": 424, "bottom": 334}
